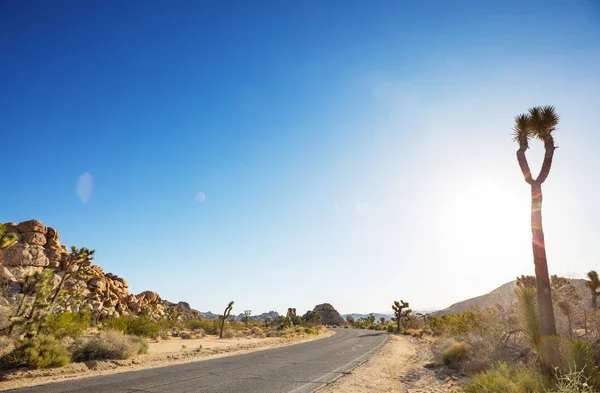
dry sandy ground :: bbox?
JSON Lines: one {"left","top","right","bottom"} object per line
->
{"left": 318, "top": 334, "right": 459, "bottom": 393}
{"left": 0, "top": 331, "right": 334, "bottom": 391}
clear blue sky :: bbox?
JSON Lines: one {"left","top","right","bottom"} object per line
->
{"left": 1, "top": 1, "right": 599, "bottom": 315}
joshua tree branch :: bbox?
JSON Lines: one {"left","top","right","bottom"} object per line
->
{"left": 535, "top": 145, "right": 555, "bottom": 185}
{"left": 516, "top": 146, "right": 534, "bottom": 185}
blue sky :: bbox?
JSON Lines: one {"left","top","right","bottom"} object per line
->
{"left": 1, "top": 1, "right": 600, "bottom": 315}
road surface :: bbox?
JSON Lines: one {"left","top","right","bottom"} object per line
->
{"left": 7, "top": 329, "right": 387, "bottom": 393}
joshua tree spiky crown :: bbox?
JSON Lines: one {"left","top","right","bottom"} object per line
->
{"left": 513, "top": 105, "right": 559, "bottom": 185}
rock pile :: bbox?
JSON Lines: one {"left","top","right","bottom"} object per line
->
{"left": 309, "top": 303, "right": 348, "bottom": 326}
{"left": 0, "top": 219, "right": 193, "bottom": 320}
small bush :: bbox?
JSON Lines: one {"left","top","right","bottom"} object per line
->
{"left": 179, "top": 332, "right": 193, "bottom": 340}
{"left": 387, "top": 325, "right": 395, "bottom": 333}
{"left": 222, "top": 330, "right": 235, "bottom": 339}
{"left": 0, "top": 336, "right": 15, "bottom": 357}
{"left": 464, "top": 362, "right": 549, "bottom": 393}
{"left": 548, "top": 370, "right": 597, "bottom": 393}
{"left": 41, "top": 311, "right": 91, "bottom": 339}
{"left": 442, "top": 342, "right": 471, "bottom": 365}
{"left": 104, "top": 316, "right": 162, "bottom": 338}
{"left": 72, "top": 330, "right": 148, "bottom": 361}
{"left": 0, "top": 335, "right": 70, "bottom": 370}
{"left": 251, "top": 326, "right": 264, "bottom": 337}
{"left": 184, "top": 319, "right": 203, "bottom": 330}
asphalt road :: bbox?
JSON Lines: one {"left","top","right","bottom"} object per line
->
{"left": 7, "top": 329, "right": 387, "bottom": 393}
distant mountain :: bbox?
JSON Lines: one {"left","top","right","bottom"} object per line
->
{"left": 345, "top": 313, "right": 394, "bottom": 321}
{"left": 198, "top": 311, "right": 219, "bottom": 319}
{"left": 433, "top": 278, "right": 591, "bottom": 316}
{"left": 234, "top": 311, "right": 280, "bottom": 322}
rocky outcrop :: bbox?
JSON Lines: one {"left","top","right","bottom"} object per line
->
{"left": 0, "top": 219, "right": 196, "bottom": 321}
{"left": 308, "top": 303, "right": 348, "bottom": 326}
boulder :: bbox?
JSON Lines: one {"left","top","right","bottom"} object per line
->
{"left": 46, "top": 238, "right": 60, "bottom": 248}
{"left": 3, "top": 244, "right": 49, "bottom": 267}
{"left": 17, "top": 220, "right": 47, "bottom": 234}
{"left": 22, "top": 232, "right": 47, "bottom": 246}
{"left": 46, "top": 227, "right": 59, "bottom": 240}
{"left": 2, "top": 223, "right": 18, "bottom": 234}
{"left": 5, "top": 266, "right": 43, "bottom": 282}
{"left": 310, "top": 303, "right": 348, "bottom": 326}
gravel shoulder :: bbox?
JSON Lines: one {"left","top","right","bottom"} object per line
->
{"left": 0, "top": 331, "right": 334, "bottom": 391}
{"left": 318, "top": 333, "right": 455, "bottom": 393}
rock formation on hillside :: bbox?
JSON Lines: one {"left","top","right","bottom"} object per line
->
{"left": 308, "top": 303, "right": 348, "bottom": 326}
{"left": 0, "top": 219, "right": 198, "bottom": 320}
{"left": 234, "top": 311, "right": 280, "bottom": 322}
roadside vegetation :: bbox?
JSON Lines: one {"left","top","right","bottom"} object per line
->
{"left": 0, "top": 225, "right": 326, "bottom": 372}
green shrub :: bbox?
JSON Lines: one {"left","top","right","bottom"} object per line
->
{"left": 104, "top": 316, "right": 162, "bottom": 338}
{"left": 565, "top": 339, "right": 599, "bottom": 389}
{"left": 40, "top": 311, "right": 91, "bottom": 339}
{"left": 184, "top": 319, "right": 203, "bottom": 330}
{"left": 0, "top": 335, "right": 70, "bottom": 370}
{"left": 442, "top": 342, "right": 471, "bottom": 365}
{"left": 72, "top": 330, "right": 148, "bottom": 362}
{"left": 464, "top": 362, "right": 549, "bottom": 393}
{"left": 387, "top": 325, "right": 395, "bottom": 333}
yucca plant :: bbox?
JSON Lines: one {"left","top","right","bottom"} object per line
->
{"left": 565, "top": 339, "right": 599, "bottom": 389}
{"left": 585, "top": 271, "right": 600, "bottom": 309}
{"left": 513, "top": 105, "right": 561, "bottom": 370}
{"left": 517, "top": 286, "right": 541, "bottom": 356}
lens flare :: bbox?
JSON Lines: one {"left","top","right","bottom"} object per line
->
{"left": 195, "top": 192, "right": 205, "bottom": 203}
{"left": 76, "top": 172, "right": 93, "bottom": 203}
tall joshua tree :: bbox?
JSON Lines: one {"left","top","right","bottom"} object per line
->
{"left": 219, "top": 301, "right": 234, "bottom": 339}
{"left": 513, "top": 105, "right": 560, "bottom": 369}
{"left": 586, "top": 270, "right": 600, "bottom": 309}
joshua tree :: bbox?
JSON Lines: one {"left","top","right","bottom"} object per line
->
{"left": 219, "top": 301, "right": 234, "bottom": 339}
{"left": 586, "top": 271, "right": 600, "bottom": 309}
{"left": 415, "top": 312, "right": 430, "bottom": 328}
{"left": 379, "top": 317, "right": 386, "bottom": 324}
{"left": 392, "top": 300, "right": 410, "bottom": 333}
{"left": 49, "top": 247, "right": 95, "bottom": 311}
{"left": 345, "top": 315, "right": 355, "bottom": 326}
{"left": 243, "top": 310, "right": 251, "bottom": 326}
{"left": 513, "top": 105, "right": 560, "bottom": 369}
{"left": 366, "top": 313, "right": 376, "bottom": 325}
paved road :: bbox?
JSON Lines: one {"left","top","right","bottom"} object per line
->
{"left": 7, "top": 329, "right": 387, "bottom": 393}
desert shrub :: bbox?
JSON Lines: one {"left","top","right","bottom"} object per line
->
{"left": 442, "top": 342, "right": 471, "bottom": 366}
{"left": 429, "top": 307, "right": 488, "bottom": 338}
{"left": 387, "top": 325, "right": 395, "bottom": 333}
{"left": 464, "top": 362, "right": 548, "bottom": 393}
{"left": 221, "top": 329, "right": 235, "bottom": 339}
{"left": 184, "top": 319, "right": 204, "bottom": 330}
{"left": 0, "top": 336, "right": 15, "bottom": 357}
{"left": 40, "top": 311, "right": 91, "bottom": 339}
{"left": 72, "top": 330, "right": 148, "bottom": 361}
{"left": 104, "top": 316, "right": 162, "bottom": 338}
{"left": 565, "top": 339, "right": 600, "bottom": 389}
{"left": 548, "top": 370, "right": 597, "bottom": 393}
{"left": 0, "top": 335, "right": 70, "bottom": 370}
{"left": 251, "top": 326, "right": 264, "bottom": 337}
{"left": 191, "top": 328, "right": 206, "bottom": 337}
{"left": 179, "top": 332, "right": 193, "bottom": 340}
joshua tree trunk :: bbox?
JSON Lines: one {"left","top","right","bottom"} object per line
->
{"left": 514, "top": 106, "right": 561, "bottom": 371}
